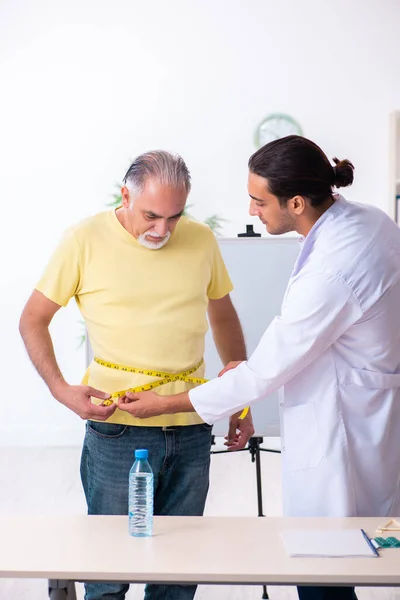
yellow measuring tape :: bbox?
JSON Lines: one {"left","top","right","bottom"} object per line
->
{"left": 94, "top": 356, "right": 249, "bottom": 420}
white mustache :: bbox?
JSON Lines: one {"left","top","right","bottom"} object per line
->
{"left": 138, "top": 230, "right": 171, "bottom": 250}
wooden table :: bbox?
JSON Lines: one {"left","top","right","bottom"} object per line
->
{"left": 0, "top": 515, "right": 399, "bottom": 588}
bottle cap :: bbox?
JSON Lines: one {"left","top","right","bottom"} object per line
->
{"left": 135, "top": 449, "right": 148, "bottom": 459}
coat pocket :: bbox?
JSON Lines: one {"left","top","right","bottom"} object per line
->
{"left": 348, "top": 368, "right": 400, "bottom": 389}
{"left": 284, "top": 403, "right": 323, "bottom": 471}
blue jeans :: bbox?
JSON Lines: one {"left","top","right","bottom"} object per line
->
{"left": 297, "top": 587, "right": 357, "bottom": 599}
{"left": 80, "top": 422, "right": 213, "bottom": 600}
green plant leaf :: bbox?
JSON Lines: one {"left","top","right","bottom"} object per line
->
{"left": 203, "top": 214, "right": 228, "bottom": 235}
{"left": 106, "top": 183, "right": 123, "bottom": 207}
{"left": 182, "top": 204, "right": 196, "bottom": 220}
{"left": 77, "top": 319, "right": 86, "bottom": 349}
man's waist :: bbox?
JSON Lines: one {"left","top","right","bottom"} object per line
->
{"left": 97, "top": 409, "right": 205, "bottom": 428}
{"left": 89, "top": 420, "right": 204, "bottom": 431}
{"left": 93, "top": 356, "right": 205, "bottom": 379}
{"left": 88, "top": 356, "right": 207, "bottom": 402}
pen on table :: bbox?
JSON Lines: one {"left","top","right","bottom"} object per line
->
{"left": 361, "top": 528, "right": 379, "bottom": 557}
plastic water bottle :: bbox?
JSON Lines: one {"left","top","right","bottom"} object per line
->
{"left": 128, "top": 448, "right": 154, "bottom": 537}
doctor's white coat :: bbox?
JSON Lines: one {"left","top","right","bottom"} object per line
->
{"left": 190, "top": 196, "right": 400, "bottom": 518}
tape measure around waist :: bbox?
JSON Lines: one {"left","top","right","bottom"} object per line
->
{"left": 93, "top": 356, "right": 249, "bottom": 420}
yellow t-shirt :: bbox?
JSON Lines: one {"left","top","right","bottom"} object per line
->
{"left": 36, "top": 211, "right": 233, "bottom": 426}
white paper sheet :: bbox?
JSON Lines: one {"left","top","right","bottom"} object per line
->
{"left": 281, "top": 529, "right": 378, "bottom": 558}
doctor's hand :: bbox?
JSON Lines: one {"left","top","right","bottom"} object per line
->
{"left": 218, "top": 360, "right": 253, "bottom": 450}
{"left": 225, "top": 410, "right": 255, "bottom": 451}
{"left": 218, "top": 360, "right": 244, "bottom": 377}
{"left": 117, "top": 391, "right": 166, "bottom": 419}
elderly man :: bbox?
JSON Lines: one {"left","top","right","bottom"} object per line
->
{"left": 19, "top": 150, "right": 253, "bottom": 600}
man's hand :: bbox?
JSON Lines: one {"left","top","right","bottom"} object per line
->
{"left": 118, "top": 391, "right": 167, "bottom": 418}
{"left": 225, "top": 411, "right": 255, "bottom": 451}
{"left": 54, "top": 384, "right": 117, "bottom": 421}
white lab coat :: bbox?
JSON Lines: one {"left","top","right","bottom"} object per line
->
{"left": 190, "top": 196, "right": 400, "bottom": 518}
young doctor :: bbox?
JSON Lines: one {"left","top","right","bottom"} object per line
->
{"left": 117, "top": 135, "right": 400, "bottom": 600}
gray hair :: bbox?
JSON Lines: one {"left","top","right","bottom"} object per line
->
{"left": 123, "top": 150, "right": 191, "bottom": 195}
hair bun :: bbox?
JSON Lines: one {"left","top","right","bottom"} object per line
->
{"left": 332, "top": 157, "right": 354, "bottom": 188}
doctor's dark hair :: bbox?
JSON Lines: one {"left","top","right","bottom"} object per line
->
{"left": 248, "top": 135, "right": 354, "bottom": 208}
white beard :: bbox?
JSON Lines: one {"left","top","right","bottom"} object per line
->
{"left": 137, "top": 230, "right": 171, "bottom": 250}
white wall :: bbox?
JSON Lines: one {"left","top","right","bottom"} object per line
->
{"left": 1, "top": 0, "right": 400, "bottom": 445}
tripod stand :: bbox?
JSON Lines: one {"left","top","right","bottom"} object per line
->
{"left": 211, "top": 435, "right": 281, "bottom": 600}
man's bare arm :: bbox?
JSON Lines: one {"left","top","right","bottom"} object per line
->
{"left": 19, "top": 290, "right": 115, "bottom": 421}
{"left": 207, "top": 295, "right": 254, "bottom": 449}
{"left": 20, "top": 291, "right": 67, "bottom": 396}
{"left": 208, "top": 295, "right": 246, "bottom": 365}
